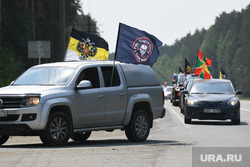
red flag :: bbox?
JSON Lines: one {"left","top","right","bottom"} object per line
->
{"left": 194, "top": 50, "right": 212, "bottom": 79}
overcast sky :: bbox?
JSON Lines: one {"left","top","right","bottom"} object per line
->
{"left": 81, "top": 0, "right": 249, "bottom": 53}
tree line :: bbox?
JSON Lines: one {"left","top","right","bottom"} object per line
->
{"left": 0, "top": 1, "right": 249, "bottom": 97}
{"left": 0, "top": 0, "right": 98, "bottom": 86}
{"left": 153, "top": 4, "right": 250, "bottom": 97}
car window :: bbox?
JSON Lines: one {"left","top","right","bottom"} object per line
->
{"left": 190, "top": 82, "right": 234, "bottom": 94}
{"left": 178, "top": 75, "right": 185, "bottom": 84}
{"left": 76, "top": 67, "right": 100, "bottom": 88}
{"left": 101, "top": 66, "right": 121, "bottom": 87}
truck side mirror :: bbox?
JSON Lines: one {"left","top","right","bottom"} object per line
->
{"left": 75, "top": 80, "right": 92, "bottom": 90}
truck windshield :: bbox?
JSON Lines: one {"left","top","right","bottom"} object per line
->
{"left": 13, "top": 67, "right": 76, "bottom": 85}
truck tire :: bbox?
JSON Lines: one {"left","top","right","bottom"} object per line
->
{"left": 40, "top": 112, "right": 72, "bottom": 146}
{"left": 71, "top": 131, "right": 91, "bottom": 142}
{"left": 0, "top": 135, "right": 9, "bottom": 145}
{"left": 125, "top": 109, "right": 150, "bottom": 142}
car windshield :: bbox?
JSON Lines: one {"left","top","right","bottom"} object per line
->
{"left": 190, "top": 82, "right": 234, "bottom": 94}
{"left": 186, "top": 81, "right": 194, "bottom": 91}
{"left": 13, "top": 67, "right": 76, "bottom": 85}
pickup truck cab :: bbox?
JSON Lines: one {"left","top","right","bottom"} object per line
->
{"left": 0, "top": 61, "right": 165, "bottom": 146}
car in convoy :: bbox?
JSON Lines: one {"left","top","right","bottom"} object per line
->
{"left": 179, "top": 74, "right": 200, "bottom": 113}
{"left": 179, "top": 79, "right": 195, "bottom": 114}
{"left": 182, "top": 79, "right": 242, "bottom": 124}
{"left": 0, "top": 61, "right": 165, "bottom": 146}
{"left": 171, "top": 73, "right": 185, "bottom": 106}
{"left": 183, "top": 74, "right": 200, "bottom": 88}
{"left": 163, "top": 85, "right": 172, "bottom": 100}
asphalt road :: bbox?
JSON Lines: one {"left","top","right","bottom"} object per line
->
{"left": 1, "top": 100, "right": 250, "bottom": 167}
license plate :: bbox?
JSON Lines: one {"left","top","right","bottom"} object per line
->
{"left": 0, "top": 110, "right": 7, "bottom": 117}
{"left": 204, "top": 109, "right": 221, "bottom": 113}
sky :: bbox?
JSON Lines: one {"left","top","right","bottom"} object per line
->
{"left": 81, "top": 0, "right": 250, "bottom": 53}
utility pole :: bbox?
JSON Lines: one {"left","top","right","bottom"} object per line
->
{"left": 59, "top": 0, "right": 66, "bottom": 60}
{"left": 0, "top": 0, "right": 1, "bottom": 31}
{"left": 31, "top": 0, "right": 35, "bottom": 40}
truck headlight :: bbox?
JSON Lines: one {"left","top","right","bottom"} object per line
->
{"left": 21, "top": 97, "right": 40, "bottom": 107}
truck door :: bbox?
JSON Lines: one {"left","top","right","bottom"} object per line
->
{"left": 100, "top": 66, "right": 127, "bottom": 126}
{"left": 74, "top": 67, "right": 104, "bottom": 128}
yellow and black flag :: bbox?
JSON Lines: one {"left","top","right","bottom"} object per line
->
{"left": 64, "top": 28, "right": 109, "bottom": 61}
{"left": 185, "top": 58, "right": 192, "bottom": 74}
{"left": 220, "top": 69, "right": 226, "bottom": 79}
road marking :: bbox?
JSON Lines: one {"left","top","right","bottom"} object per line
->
{"left": 165, "top": 105, "right": 191, "bottom": 129}
{"left": 241, "top": 108, "right": 250, "bottom": 112}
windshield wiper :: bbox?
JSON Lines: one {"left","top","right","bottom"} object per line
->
{"left": 191, "top": 92, "right": 204, "bottom": 94}
{"left": 206, "top": 92, "right": 224, "bottom": 94}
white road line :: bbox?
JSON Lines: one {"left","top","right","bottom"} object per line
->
{"left": 165, "top": 105, "right": 191, "bottom": 129}
{"left": 241, "top": 108, "right": 250, "bottom": 112}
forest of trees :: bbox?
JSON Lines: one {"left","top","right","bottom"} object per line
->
{"left": 0, "top": 0, "right": 99, "bottom": 86}
{"left": 153, "top": 4, "right": 250, "bottom": 97}
{"left": 0, "top": 1, "right": 249, "bottom": 97}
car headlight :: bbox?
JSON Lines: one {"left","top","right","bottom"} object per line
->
{"left": 187, "top": 99, "right": 199, "bottom": 105}
{"left": 21, "top": 97, "right": 40, "bottom": 107}
{"left": 227, "top": 98, "right": 239, "bottom": 106}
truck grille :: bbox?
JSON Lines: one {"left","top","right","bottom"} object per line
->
{"left": 0, "top": 96, "right": 23, "bottom": 109}
{"left": 0, "top": 115, "right": 19, "bottom": 121}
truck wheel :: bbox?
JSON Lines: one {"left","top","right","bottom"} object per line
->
{"left": 125, "top": 109, "right": 150, "bottom": 142}
{"left": 0, "top": 135, "right": 9, "bottom": 145}
{"left": 71, "top": 131, "right": 91, "bottom": 142}
{"left": 40, "top": 112, "right": 72, "bottom": 146}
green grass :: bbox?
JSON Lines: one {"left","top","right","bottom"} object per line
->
{"left": 239, "top": 97, "right": 250, "bottom": 100}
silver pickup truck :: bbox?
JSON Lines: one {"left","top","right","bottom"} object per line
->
{"left": 0, "top": 61, "right": 165, "bottom": 146}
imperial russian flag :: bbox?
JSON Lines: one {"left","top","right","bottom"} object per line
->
{"left": 64, "top": 28, "right": 109, "bottom": 61}
{"left": 115, "top": 23, "right": 162, "bottom": 65}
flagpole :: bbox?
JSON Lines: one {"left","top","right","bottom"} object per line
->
{"left": 114, "top": 23, "right": 121, "bottom": 61}
{"left": 110, "top": 23, "right": 121, "bottom": 86}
